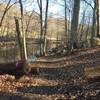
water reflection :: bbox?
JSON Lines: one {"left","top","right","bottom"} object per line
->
{"left": 0, "top": 43, "right": 40, "bottom": 63}
{"left": 0, "top": 41, "right": 58, "bottom": 63}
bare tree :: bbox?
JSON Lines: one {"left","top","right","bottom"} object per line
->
{"left": 96, "top": 0, "right": 100, "bottom": 37}
{"left": 85, "top": 16, "right": 91, "bottom": 41}
{"left": 64, "top": 0, "right": 68, "bottom": 45}
{"left": 0, "top": 0, "right": 18, "bottom": 27}
{"left": 79, "top": 6, "right": 87, "bottom": 41}
{"left": 91, "top": 0, "right": 96, "bottom": 47}
{"left": 37, "top": 0, "right": 43, "bottom": 55}
{"left": 70, "top": 0, "right": 80, "bottom": 49}
{"left": 14, "top": 17, "right": 24, "bottom": 60}
{"left": 37, "top": 0, "right": 49, "bottom": 56}
{"left": 43, "top": 0, "right": 49, "bottom": 55}
{"left": 19, "top": 0, "right": 28, "bottom": 60}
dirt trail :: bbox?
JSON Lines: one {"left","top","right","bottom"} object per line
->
{"left": 31, "top": 46, "right": 100, "bottom": 68}
{"left": 0, "top": 46, "right": 100, "bottom": 100}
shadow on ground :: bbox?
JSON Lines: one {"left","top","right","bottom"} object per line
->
{"left": 0, "top": 91, "right": 28, "bottom": 100}
{"left": 17, "top": 82, "right": 100, "bottom": 99}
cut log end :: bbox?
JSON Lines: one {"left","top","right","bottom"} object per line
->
{"left": 85, "top": 66, "right": 100, "bottom": 82}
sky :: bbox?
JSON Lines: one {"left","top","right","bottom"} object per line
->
{"left": 24, "top": 0, "right": 62, "bottom": 16}
{"left": 0, "top": 0, "right": 94, "bottom": 20}
{"left": 23, "top": 0, "right": 93, "bottom": 18}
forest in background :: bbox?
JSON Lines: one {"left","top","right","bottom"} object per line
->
{"left": 0, "top": 0, "right": 100, "bottom": 57}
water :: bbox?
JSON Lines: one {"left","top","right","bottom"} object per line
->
{"left": 0, "top": 41, "right": 59, "bottom": 63}
{"left": 0, "top": 46, "right": 19, "bottom": 63}
{"left": 0, "top": 43, "right": 41, "bottom": 63}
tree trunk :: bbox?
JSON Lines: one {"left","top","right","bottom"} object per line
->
{"left": 14, "top": 17, "right": 31, "bottom": 74}
{"left": 19, "top": 0, "right": 28, "bottom": 60}
{"left": 43, "top": 0, "right": 49, "bottom": 56}
{"left": 64, "top": 0, "right": 68, "bottom": 45}
{"left": 14, "top": 17, "right": 24, "bottom": 60}
{"left": 79, "top": 8, "right": 86, "bottom": 41}
{"left": 85, "top": 17, "right": 91, "bottom": 41}
{"left": 91, "top": 0, "right": 96, "bottom": 47}
{"left": 37, "top": 0, "right": 49, "bottom": 56}
{"left": 37, "top": 0, "right": 43, "bottom": 56}
{"left": 70, "top": 0, "right": 80, "bottom": 49}
{"left": 97, "top": 0, "right": 100, "bottom": 37}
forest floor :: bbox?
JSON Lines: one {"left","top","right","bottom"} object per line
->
{"left": 0, "top": 46, "right": 100, "bottom": 100}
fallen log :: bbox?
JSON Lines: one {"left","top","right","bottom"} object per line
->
{"left": 0, "top": 61, "right": 25, "bottom": 75}
{"left": 85, "top": 66, "right": 100, "bottom": 78}
{"left": 85, "top": 66, "right": 100, "bottom": 82}
{"left": 0, "top": 60, "right": 32, "bottom": 79}
{"left": 0, "top": 60, "right": 40, "bottom": 79}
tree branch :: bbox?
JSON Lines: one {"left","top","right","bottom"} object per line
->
{"left": 82, "top": 0, "right": 94, "bottom": 9}
{"left": 0, "top": 0, "right": 18, "bottom": 27}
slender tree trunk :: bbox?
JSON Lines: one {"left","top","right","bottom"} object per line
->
{"left": 40, "top": 3, "right": 43, "bottom": 56}
{"left": 37, "top": 0, "right": 49, "bottom": 56}
{"left": 79, "top": 9, "right": 86, "bottom": 41}
{"left": 19, "top": 0, "right": 27, "bottom": 60}
{"left": 43, "top": 0, "right": 49, "bottom": 55}
{"left": 91, "top": 0, "right": 96, "bottom": 47}
{"left": 64, "top": 0, "right": 68, "bottom": 45}
{"left": 97, "top": 0, "right": 100, "bottom": 37}
{"left": 86, "top": 16, "right": 91, "bottom": 41}
{"left": 37, "top": 0, "right": 43, "bottom": 56}
{"left": 67, "top": 12, "right": 71, "bottom": 43}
